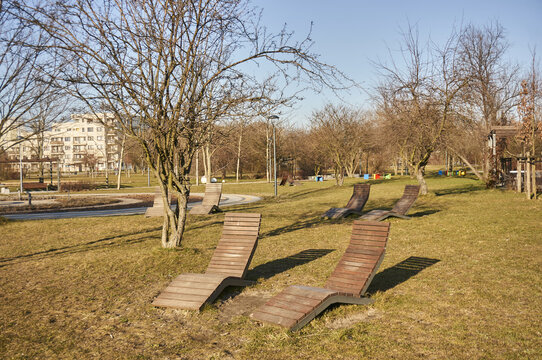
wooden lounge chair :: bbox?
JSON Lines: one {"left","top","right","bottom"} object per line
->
{"left": 145, "top": 187, "right": 169, "bottom": 217}
{"left": 189, "top": 183, "right": 223, "bottom": 215}
{"left": 360, "top": 184, "right": 420, "bottom": 221}
{"left": 251, "top": 220, "right": 390, "bottom": 331}
{"left": 322, "top": 183, "right": 371, "bottom": 219}
{"left": 152, "top": 212, "right": 261, "bottom": 310}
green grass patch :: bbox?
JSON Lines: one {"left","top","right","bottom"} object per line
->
{"left": 1, "top": 176, "right": 541, "bottom": 359}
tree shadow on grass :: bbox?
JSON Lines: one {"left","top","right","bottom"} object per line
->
{"left": 283, "top": 188, "right": 327, "bottom": 200}
{"left": 0, "top": 227, "right": 162, "bottom": 268}
{"left": 434, "top": 184, "right": 485, "bottom": 196}
{"left": 223, "top": 204, "right": 266, "bottom": 213}
{"left": 261, "top": 214, "right": 325, "bottom": 238}
{"left": 367, "top": 256, "right": 440, "bottom": 294}
{"left": 247, "top": 248, "right": 334, "bottom": 280}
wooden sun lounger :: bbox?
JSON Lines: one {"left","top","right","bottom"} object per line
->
{"left": 189, "top": 183, "right": 223, "bottom": 215}
{"left": 145, "top": 187, "right": 169, "bottom": 217}
{"left": 360, "top": 185, "right": 420, "bottom": 221}
{"left": 251, "top": 220, "right": 390, "bottom": 331}
{"left": 322, "top": 183, "right": 371, "bottom": 219}
{"left": 152, "top": 212, "right": 261, "bottom": 310}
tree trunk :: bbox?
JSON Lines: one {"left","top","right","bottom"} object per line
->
{"left": 203, "top": 143, "right": 212, "bottom": 181}
{"left": 345, "top": 161, "right": 355, "bottom": 178}
{"left": 526, "top": 153, "right": 531, "bottom": 199}
{"left": 236, "top": 127, "right": 243, "bottom": 183}
{"left": 159, "top": 181, "right": 189, "bottom": 248}
{"left": 334, "top": 166, "right": 345, "bottom": 186}
{"left": 116, "top": 134, "right": 126, "bottom": 190}
{"left": 195, "top": 149, "right": 199, "bottom": 186}
{"left": 532, "top": 161, "right": 537, "bottom": 199}
{"left": 516, "top": 160, "right": 522, "bottom": 193}
{"left": 266, "top": 126, "right": 270, "bottom": 183}
{"left": 415, "top": 165, "right": 428, "bottom": 195}
{"left": 448, "top": 147, "right": 484, "bottom": 182}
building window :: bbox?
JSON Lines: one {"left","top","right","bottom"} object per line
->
{"left": 87, "top": 136, "right": 94, "bottom": 141}
{"left": 82, "top": 128, "right": 85, "bottom": 132}
{"left": 64, "top": 146, "right": 71, "bottom": 150}
{"left": 97, "top": 136, "right": 103, "bottom": 141}
{"left": 87, "top": 145, "right": 94, "bottom": 150}
{"left": 97, "top": 127, "right": 103, "bottom": 132}
{"left": 97, "top": 145, "right": 103, "bottom": 149}
{"left": 64, "top": 137, "right": 71, "bottom": 141}
{"left": 87, "top": 127, "right": 94, "bottom": 132}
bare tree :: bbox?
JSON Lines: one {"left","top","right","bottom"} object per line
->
{"left": 374, "top": 24, "right": 467, "bottom": 194}
{"left": 0, "top": 1, "right": 55, "bottom": 154}
{"left": 455, "top": 21, "right": 519, "bottom": 185}
{"left": 310, "top": 104, "right": 368, "bottom": 185}
{"left": 27, "top": 89, "right": 69, "bottom": 177}
{"left": 24, "top": 0, "right": 351, "bottom": 248}
{"left": 517, "top": 52, "right": 542, "bottom": 199}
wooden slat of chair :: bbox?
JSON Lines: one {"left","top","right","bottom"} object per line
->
{"left": 153, "top": 213, "right": 261, "bottom": 310}
{"left": 360, "top": 185, "right": 420, "bottom": 221}
{"left": 189, "top": 183, "right": 223, "bottom": 214}
{"left": 145, "top": 187, "right": 167, "bottom": 217}
{"left": 322, "top": 183, "right": 371, "bottom": 219}
{"left": 391, "top": 185, "right": 420, "bottom": 215}
{"left": 345, "top": 184, "right": 371, "bottom": 210}
{"left": 251, "top": 221, "right": 389, "bottom": 331}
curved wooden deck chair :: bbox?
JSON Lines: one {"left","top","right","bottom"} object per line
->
{"left": 152, "top": 212, "right": 261, "bottom": 310}
{"left": 360, "top": 185, "right": 420, "bottom": 221}
{"left": 145, "top": 187, "right": 170, "bottom": 217}
{"left": 251, "top": 220, "right": 390, "bottom": 331}
{"left": 322, "top": 183, "right": 371, "bottom": 219}
{"left": 189, "top": 183, "right": 223, "bottom": 215}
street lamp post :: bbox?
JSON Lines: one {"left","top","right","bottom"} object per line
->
{"left": 268, "top": 115, "right": 279, "bottom": 197}
{"left": 17, "top": 132, "right": 23, "bottom": 200}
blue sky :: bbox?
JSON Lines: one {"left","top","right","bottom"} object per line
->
{"left": 252, "top": 0, "right": 542, "bottom": 126}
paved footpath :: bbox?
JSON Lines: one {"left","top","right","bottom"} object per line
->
{"left": 2, "top": 193, "right": 261, "bottom": 221}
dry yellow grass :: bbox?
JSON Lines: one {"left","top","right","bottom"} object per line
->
{"left": 0, "top": 176, "right": 541, "bottom": 359}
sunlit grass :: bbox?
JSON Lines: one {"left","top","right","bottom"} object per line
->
{"left": 1, "top": 175, "right": 541, "bottom": 359}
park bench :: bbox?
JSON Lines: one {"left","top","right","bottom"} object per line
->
{"left": 322, "top": 183, "right": 371, "bottom": 219}
{"left": 22, "top": 182, "right": 48, "bottom": 191}
{"left": 189, "top": 183, "right": 222, "bottom": 215}
{"left": 144, "top": 187, "right": 169, "bottom": 217}
{"left": 360, "top": 184, "right": 420, "bottom": 221}
{"left": 251, "top": 220, "right": 390, "bottom": 331}
{"left": 152, "top": 212, "right": 261, "bottom": 310}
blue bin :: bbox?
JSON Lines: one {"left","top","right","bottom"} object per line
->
{"left": 363, "top": 174, "right": 369, "bottom": 180}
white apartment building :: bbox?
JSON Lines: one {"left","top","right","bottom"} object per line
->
{"left": 1, "top": 113, "right": 120, "bottom": 173}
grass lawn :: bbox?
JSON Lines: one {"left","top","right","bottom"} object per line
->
{"left": 0, "top": 176, "right": 541, "bottom": 359}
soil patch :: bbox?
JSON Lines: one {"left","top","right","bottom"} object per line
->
{"left": 217, "top": 290, "right": 271, "bottom": 323}
{"left": 0, "top": 194, "right": 202, "bottom": 214}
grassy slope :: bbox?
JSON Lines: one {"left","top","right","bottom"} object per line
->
{"left": 0, "top": 176, "right": 540, "bottom": 359}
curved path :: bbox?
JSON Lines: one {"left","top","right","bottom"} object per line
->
{"left": 3, "top": 193, "right": 261, "bottom": 221}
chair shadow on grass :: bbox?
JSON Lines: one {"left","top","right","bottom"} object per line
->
{"left": 367, "top": 256, "right": 440, "bottom": 294}
{"left": 0, "top": 227, "right": 162, "bottom": 268}
{"left": 408, "top": 209, "right": 440, "bottom": 218}
{"left": 247, "top": 248, "right": 334, "bottom": 281}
